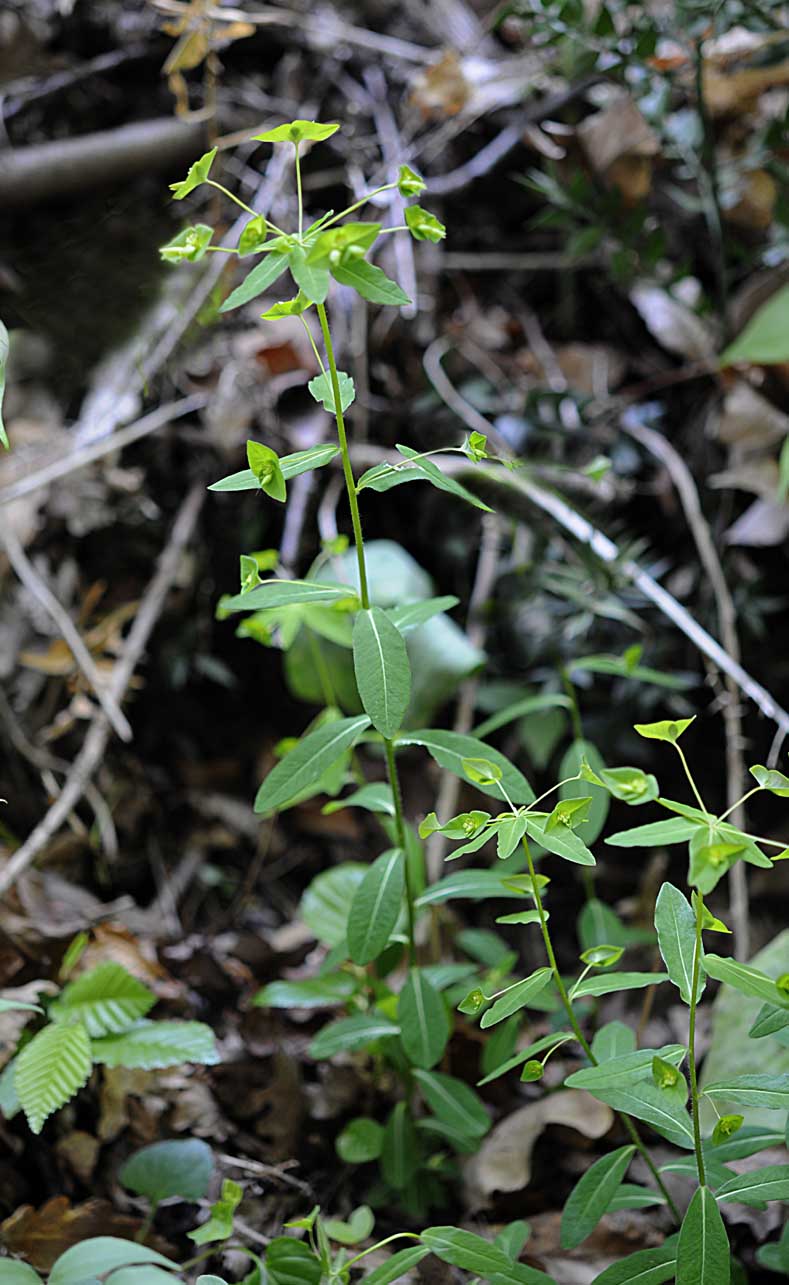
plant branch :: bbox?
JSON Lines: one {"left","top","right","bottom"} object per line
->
{"left": 688, "top": 892, "right": 707, "bottom": 1186}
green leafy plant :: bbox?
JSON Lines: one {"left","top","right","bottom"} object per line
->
{"left": 2, "top": 955, "right": 218, "bottom": 1134}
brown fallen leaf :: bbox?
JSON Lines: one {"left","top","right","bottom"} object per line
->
{"left": 578, "top": 95, "right": 660, "bottom": 204}
{"left": 1, "top": 1198, "right": 144, "bottom": 1270}
{"left": 410, "top": 49, "right": 471, "bottom": 119}
{"left": 55, "top": 1131, "right": 101, "bottom": 1185}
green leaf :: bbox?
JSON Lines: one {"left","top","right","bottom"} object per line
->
{"left": 703, "top": 954, "right": 789, "bottom": 1010}
{"left": 188, "top": 1179, "right": 243, "bottom": 1245}
{"left": 480, "top": 968, "right": 553, "bottom": 1028}
{"left": 607, "top": 817, "right": 700, "bottom": 848}
{"left": 397, "top": 165, "right": 426, "bottom": 197}
{"left": 715, "top": 1164, "right": 789, "bottom": 1206}
{"left": 655, "top": 883, "right": 703, "bottom": 1005}
{"left": 399, "top": 969, "right": 450, "bottom": 1068}
{"left": 331, "top": 257, "right": 411, "bottom": 307}
{"left": 416, "top": 869, "right": 525, "bottom": 906}
{"left": 395, "top": 443, "right": 493, "bottom": 511}
{"left": 255, "top": 715, "right": 370, "bottom": 814}
{"left": 719, "top": 284, "right": 789, "bottom": 366}
{"left": 571, "top": 972, "right": 668, "bottom": 1000}
{"left": 307, "top": 222, "right": 381, "bottom": 265}
{"left": 347, "top": 848, "right": 405, "bottom": 964}
{"left": 49, "top": 1241, "right": 177, "bottom": 1285}
{"left": 420, "top": 1227, "right": 513, "bottom": 1277}
{"left": 323, "top": 782, "right": 394, "bottom": 817}
{"left": 91, "top": 1019, "right": 218, "bottom": 1069}
{"left": 238, "top": 215, "right": 269, "bottom": 256}
{"left": 362, "top": 1247, "right": 431, "bottom": 1285}
{"left": 336, "top": 1116, "right": 384, "bottom": 1163}
{"left": 404, "top": 205, "right": 446, "bottom": 243}
{"left": 256, "top": 975, "right": 356, "bottom": 1009}
{"left": 0, "top": 998, "right": 42, "bottom": 1013}
{"left": 50, "top": 962, "right": 154, "bottom": 1036}
{"left": 749, "top": 1002, "right": 789, "bottom": 1038}
{"left": 247, "top": 441, "right": 286, "bottom": 502}
{"left": 706, "top": 1124, "right": 785, "bottom": 1161}
{"left": 288, "top": 246, "right": 330, "bottom": 304}
{"left": 749, "top": 763, "right": 789, "bottom": 796}
{"left": 307, "top": 369, "right": 355, "bottom": 414}
{"left": 607, "top": 1184, "right": 666, "bottom": 1212}
{"left": 703, "top": 1074, "right": 789, "bottom": 1110}
{"left": 0, "top": 1265, "right": 42, "bottom": 1285}
{"left": 496, "top": 812, "right": 528, "bottom": 860}
{"left": 400, "top": 729, "right": 533, "bottom": 804}
{"left": 224, "top": 578, "right": 353, "bottom": 613}
{"left": 413, "top": 1069, "right": 489, "bottom": 1139}
{"left": 352, "top": 607, "right": 411, "bottom": 738}
{"left": 209, "top": 443, "right": 338, "bottom": 492}
{"left": 676, "top": 1186, "right": 730, "bottom": 1285}
{"left": 253, "top": 120, "right": 339, "bottom": 144}
{"left": 590, "top": 1241, "right": 678, "bottom": 1285}
{"left": 323, "top": 1205, "right": 375, "bottom": 1245}
{"left": 119, "top": 1138, "right": 213, "bottom": 1203}
{"left": 159, "top": 223, "right": 214, "bottom": 263}
{"left": 15, "top": 1021, "right": 92, "bottom": 1133}
{"left": 387, "top": 595, "right": 459, "bottom": 632}
{"left": 566, "top": 1046, "right": 686, "bottom": 1091}
{"left": 380, "top": 1100, "right": 419, "bottom": 1187}
{"left": 0, "top": 318, "right": 9, "bottom": 448}
{"left": 301, "top": 863, "right": 366, "bottom": 946}
{"left": 489, "top": 1266, "right": 556, "bottom": 1285}
{"left": 559, "top": 740, "right": 609, "bottom": 843}
{"left": 561, "top": 1145, "right": 635, "bottom": 1249}
{"left": 266, "top": 1238, "right": 321, "bottom": 1285}
{"left": 219, "top": 253, "right": 290, "bottom": 312}
{"left": 579, "top": 1079, "right": 695, "bottom": 1149}
{"left": 596, "top": 767, "right": 660, "bottom": 806}
{"left": 169, "top": 147, "right": 217, "bottom": 198}
{"left": 522, "top": 813, "right": 595, "bottom": 866}
{"left": 477, "top": 1031, "right": 573, "bottom": 1086}
{"left": 634, "top": 717, "right": 695, "bottom": 743}
{"left": 261, "top": 291, "right": 311, "bottom": 317}
{"left": 591, "top": 1021, "right": 636, "bottom": 1062}
{"left": 310, "top": 1012, "right": 399, "bottom": 1059}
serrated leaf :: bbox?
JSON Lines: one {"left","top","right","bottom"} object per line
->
{"left": 50, "top": 962, "right": 154, "bottom": 1036}
{"left": 413, "top": 1069, "right": 489, "bottom": 1139}
{"left": 399, "top": 729, "right": 533, "bottom": 804}
{"left": 715, "top": 1163, "right": 789, "bottom": 1205}
{"left": 399, "top": 969, "right": 449, "bottom": 1068}
{"left": 332, "top": 257, "right": 410, "bottom": 306}
{"left": 571, "top": 972, "right": 668, "bottom": 1000}
{"left": 561, "top": 1145, "right": 635, "bottom": 1249}
{"left": 353, "top": 607, "right": 410, "bottom": 738}
{"left": 90, "top": 1020, "right": 219, "bottom": 1069}
{"left": 347, "top": 848, "right": 405, "bottom": 964}
{"left": 703, "top": 954, "right": 789, "bottom": 1009}
{"left": 49, "top": 1240, "right": 177, "bottom": 1285}
{"left": 169, "top": 147, "right": 217, "bottom": 198}
{"left": 119, "top": 1138, "right": 214, "bottom": 1203}
{"left": 254, "top": 120, "right": 339, "bottom": 143}
{"left": 15, "top": 1020, "right": 92, "bottom": 1133}
{"left": 676, "top": 1186, "right": 729, "bottom": 1285}
{"left": 480, "top": 968, "right": 552, "bottom": 1028}
{"left": 307, "top": 369, "right": 355, "bottom": 414}
{"left": 255, "top": 714, "right": 370, "bottom": 814}
{"left": 655, "top": 883, "right": 703, "bottom": 1005}
{"left": 380, "top": 1100, "right": 419, "bottom": 1187}
{"left": 219, "top": 252, "right": 289, "bottom": 312}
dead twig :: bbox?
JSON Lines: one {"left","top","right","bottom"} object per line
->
{"left": 0, "top": 485, "right": 205, "bottom": 898}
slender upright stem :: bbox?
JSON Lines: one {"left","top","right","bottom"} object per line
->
{"left": 294, "top": 144, "right": 304, "bottom": 240}
{"left": 675, "top": 743, "right": 708, "bottom": 815}
{"left": 688, "top": 890, "right": 707, "bottom": 1187}
{"left": 385, "top": 737, "right": 416, "bottom": 962}
{"left": 521, "top": 838, "right": 681, "bottom": 1223}
{"left": 316, "top": 302, "right": 370, "bottom": 609}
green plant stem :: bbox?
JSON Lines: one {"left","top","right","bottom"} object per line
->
{"left": 716, "top": 786, "right": 761, "bottom": 824}
{"left": 560, "top": 667, "right": 583, "bottom": 741}
{"left": 688, "top": 889, "right": 707, "bottom": 1187}
{"left": 675, "top": 742, "right": 707, "bottom": 814}
{"left": 321, "top": 183, "right": 396, "bottom": 228}
{"left": 521, "top": 838, "right": 681, "bottom": 1223}
{"left": 316, "top": 299, "right": 419, "bottom": 967}
{"left": 206, "top": 179, "right": 287, "bottom": 236}
{"left": 294, "top": 143, "right": 304, "bottom": 240}
{"left": 316, "top": 302, "right": 370, "bottom": 609}
{"left": 344, "top": 1232, "right": 421, "bottom": 1269}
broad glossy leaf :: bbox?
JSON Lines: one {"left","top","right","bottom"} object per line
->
{"left": 353, "top": 607, "right": 410, "bottom": 738}
{"left": 420, "top": 1227, "right": 513, "bottom": 1277}
{"left": 50, "top": 961, "right": 154, "bottom": 1036}
{"left": 571, "top": 972, "right": 668, "bottom": 1000}
{"left": 380, "top": 1101, "right": 419, "bottom": 1187}
{"left": 223, "top": 578, "right": 354, "bottom": 613}
{"left": 703, "top": 1073, "right": 789, "bottom": 1110}
{"left": 400, "top": 730, "right": 533, "bottom": 803}
{"left": 15, "top": 1020, "right": 92, "bottom": 1134}
{"left": 307, "top": 369, "right": 355, "bottom": 414}
{"left": 703, "top": 954, "right": 789, "bottom": 1009}
{"left": 331, "top": 257, "right": 410, "bottom": 306}
{"left": 590, "top": 1241, "right": 678, "bottom": 1285}
{"left": 399, "top": 969, "right": 449, "bottom": 1068}
{"left": 655, "top": 883, "right": 703, "bottom": 1005}
{"left": 561, "top": 1145, "right": 635, "bottom": 1249}
{"left": 255, "top": 715, "right": 371, "bottom": 814}
{"left": 413, "top": 1069, "right": 489, "bottom": 1139}
{"left": 715, "top": 1164, "right": 789, "bottom": 1206}
{"left": 676, "top": 1186, "right": 729, "bottom": 1285}
{"left": 219, "top": 252, "right": 289, "bottom": 312}
{"left": 254, "top": 120, "right": 339, "bottom": 143}
{"left": 49, "top": 1241, "right": 177, "bottom": 1285}
{"left": 480, "top": 968, "right": 552, "bottom": 1028}
{"left": 90, "top": 1020, "right": 218, "bottom": 1069}
{"left": 119, "top": 1138, "right": 213, "bottom": 1203}
{"left": 347, "top": 848, "right": 405, "bottom": 964}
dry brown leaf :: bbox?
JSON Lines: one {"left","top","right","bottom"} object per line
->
{"left": 1, "top": 1198, "right": 143, "bottom": 1270}
{"left": 578, "top": 95, "right": 660, "bottom": 203}
{"left": 703, "top": 60, "right": 789, "bottom": 118}
{"left": 463, "top": 1090, "right": 613, "bottom": 1204}
{"left": 98, "top": 1066, "right": 157, "bottom": 1141}
{"left": 724, "top": 169, "right": 777, "bottom": 231}
{"left": 724, "top": 497, "right": 789, "bottom": 546}
{"left": 410, "top": 49, "right": 471, "bottom": 118}
{"left": 54, "top": 1131, "right": 100, "bottom": 1185}
{"left": 708, "top": 458, "right": 779, "bottom": 497}
{"left": 76, "top": 923, "right": 182, "bottom": 1000}
{"left": 630, "top": 284, "right": 716, "bottom": 361}
{"left": 715, "top": 381, "right": 789, "bottom": 448}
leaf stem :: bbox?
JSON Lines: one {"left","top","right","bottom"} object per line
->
{"left": 294, "top": 143, "right": 304, "bottom": 240}
{"left": 320, "top": 183, "right": 397, "bottom": 229}
{"left": 675, "top": 742, "right": 707, "bottom": 815}
{"left": 206, "top": 179, "right": 287, "bottom": 236}
{"left": 521, "top": 837, "right": 681, "bottom": 1222}
{"left": 344, "top": 1232, "right": 421, "bottom": 1269}
{"left": 688, "top": 889, "right": 707, "bottom": 1187}
{"left": 716, "top": 786, "right": 761, "bottom": 825}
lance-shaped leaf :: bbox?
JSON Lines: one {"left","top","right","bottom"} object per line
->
{"left": 15, "top": 1020, "right": 92, "bottom": 1134}
{"left": 571, "top": 972, "right": 668, "bottom": 1000}
{"left": 420, "top": 1228, "right": 513, "bottom": 1277}
{"left": 703, "top": 1074, "right": 789, "bottom": 1110}
{"left": 395, "top": 443, "right": 492, "bottom": 511}
{"left": 523, "top": 813, "right": 595, "bottom": 866}
{"left": 719, "top": 284, "right": 789, "bottom": 366}
{"left": 577, "top": 1079, "right": 695, "bottom": 1149}
{"left": 209, "top": 443, "right": 339, "bottom": 491}
{"left": 703, "top": 954, "right": 789, "bottom": 1009}
{"left": 353, "top": 607, "right": 411, "bottom": 738}
{"left": 331, "top": 256, "right": 410, "bottom": 306}
{"left": 223, "top": 578, "right": 355, "bottom": 613}
{"left": 399, "top": 729, "right": 533, "bottom": 803}
{"left": 676, "top": 1186, "right": 730, "bottom": 1285}
{"left": 749, "top": 1003, "right": 789, "bottom": 1039}
{"left": 480, "top": 968, "right": 552, "bottom": 1028}
{"left": 715, "top": 1164, "right": 789, "bottom": 1206}
{"left": 387, "top": 595, "right": 459, "bottom": 632}
{"left": 561, "top": 1145, "right": 635, "bottom": 1249}
{"left": 413, "top": 1069, "right": 489, "bottom": 1139}
{"left": 415, "top": 869, "right": 526, "bottom": 906}
{"left": 399, "top": 969, "right": 450, "bottom": 1068}
{"left": 219, "top": 251, "right": 290, "bottom": 312}
{"left": 309, "top": 1012, "right": 399, "bottom": 1059}
{"left": 380, "top": 1100, "right": 419, "bottom": 1187}
{"left": 363, "top": 1248, "right": 431, "bottom": 1285}
{"left": 566, "top": 1045, "right": 686, "bottom": 1090}
{"left": 589, "top": 1240, "right": 678, "bottom": 1285}
{"left": 607, "top": 817, "right": 700, "bottom": 848}
{"left": 255, "top": 715, "right": 370, "bottom": 814}
{"left": 256, "top": 974, "right": 356, "bottom": 1009}
{"left": 347, "top": 848, "right": 404, "bottom": 964}
{"left": 655, "top": 882, "right": 703, "bottom": 1005}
